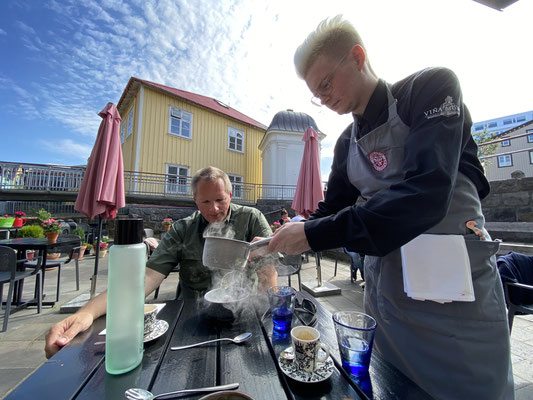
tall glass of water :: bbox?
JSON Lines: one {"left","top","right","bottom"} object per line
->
{"left": 267, "top": 286, "right": 297, "bottom": 338}
{"left": 332, "top": 311, "right": 377, "bottom": 377}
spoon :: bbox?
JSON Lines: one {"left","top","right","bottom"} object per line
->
{"left": 171, "top": 332, "right": 252, "bottom": 350}
{"left": 125, "top": 383, "right": 239, "bottom": 400}
{"left": 281, "top": 348, "right": 295, "bottom": 361}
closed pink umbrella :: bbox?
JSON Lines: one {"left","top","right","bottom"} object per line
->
{"left": 75, "top": 102, "right": 125, "bottom": 297}
{"left": 292, "top": 126, "right": 324, "bottom": 218}
{"left": 292, "top": 126, "right": 338, "bottom": 294}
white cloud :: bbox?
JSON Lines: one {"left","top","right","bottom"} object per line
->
{"left": 40, "top": 138, "right": 93, "bottom": 164}
{"left": 3, "top": 0, "right": 532, "bottom": 172}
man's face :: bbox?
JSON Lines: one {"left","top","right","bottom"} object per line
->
{"left": 194, "top": 178, "right": 232, "bottom": 224}
{"left": 305, "top": 52, "right": 364, "bottom": 115}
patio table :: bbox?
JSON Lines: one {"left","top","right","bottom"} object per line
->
{"left": 0, "top": 236, "right": 81, "bottom": 308}
{"left": 6, "top": 292, "right": 432, "bottom": 400}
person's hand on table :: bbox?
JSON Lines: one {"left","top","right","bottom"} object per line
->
{"left": 44, "top": 311, "right": 94, "bottom": 358}
{"left": 268, "top": 222, "right": 310, "bottom": 254}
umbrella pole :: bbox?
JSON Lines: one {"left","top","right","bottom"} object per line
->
{"left": 90, "top": 217, "right": 103, "bottom": 298}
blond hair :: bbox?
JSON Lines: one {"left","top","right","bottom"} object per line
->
{"left": 294, "top": 15, "right": 367, "bottom": 79}
{"left": 191, "top": 166, "right": 232, "bottom": 196}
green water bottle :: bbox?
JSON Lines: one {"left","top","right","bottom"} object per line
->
{"left": 105, "top": 218, "right": 146, "bottom": 375}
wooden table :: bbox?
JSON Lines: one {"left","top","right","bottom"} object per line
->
{"left": 0, "top": 236, "right": 81, "bottom": 307}
{"left": 6, "top": 293, "right": 431, "bottom": 400}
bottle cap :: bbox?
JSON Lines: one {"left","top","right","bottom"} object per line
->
{"left": 114, "top": 218, "right": 143, "bottom": 245}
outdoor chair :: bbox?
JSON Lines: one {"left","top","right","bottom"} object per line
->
{"left": 1, "top": 245, "right": 42, "bottom": 332}
{"left": 497, "top": 252, "right": 533, "bottom": 332}
{"left": 333, "top": 248, "right": 365, "bottom": 283}
{"left": 277, "top": 254, "right": 302, "bottom": 291}
{"left": 23, "top": 235, "right": 82, "bottom": 302}
{"left": 144, "top": 228, "right": 155, "bottom": 238}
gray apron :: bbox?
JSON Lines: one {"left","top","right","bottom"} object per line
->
{"left": 347, "top": 88, "right": 514, "bottom": 399}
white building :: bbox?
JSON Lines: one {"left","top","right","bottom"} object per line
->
{"left": 259, "top": 109, "right": 325, "bottom": 199}
{"left": 481, "top": 120, "right": 533, "bottom": 181}
{"left": 472, "top": 110, "right": 533, "bottom": 137}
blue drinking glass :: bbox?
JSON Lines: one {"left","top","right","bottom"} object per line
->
{"left": 267, "top": 286, "right": 297, "bottom": 338}
{"left": 332, "top": 311, "right": 377, "bottom": 378}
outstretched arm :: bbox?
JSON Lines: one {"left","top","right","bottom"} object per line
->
{"left": 44, "top": 268, "right": 165, "bottom": 358}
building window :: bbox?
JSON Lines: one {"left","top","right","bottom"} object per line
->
{"left": 530, "top": 151, "right": 533, "bottom": 164}
{"left": 497, "top": 155, "right": 512, "bottom": 168}
{"left": 474, "top": 125, "right": 484, "bottom": 132}
{"left": 166, "top": 165, "right": 189, "bottom": 194}
{"left": 120, "top": 120, "right": 126, "bottom": 144}
{"left": 503, "top": 119, "right": 513, "bottom": 125}
{"left": 228, "top": 174, "right": 243, "bottom": 199}
{"left": 528, "top": 134, "right": 533, "bottom": 143}
{"left": 228, "top": 127, "right": 244, "bottom": 153}
{"left": 488, "top": 122, "right": 497, "bottom": 128}
{"left": 127, "top": 107, "right": 134, "bottom": 137}
{"left": 501, "top": 139, "right": 510, "bottom": 147}
{"left": 169, "top": 107, "right": 192, "bottom": 139}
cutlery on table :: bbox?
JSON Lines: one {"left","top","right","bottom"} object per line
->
{"left": 124, "top": 383, "right": 239, "bottom": 400}
{"left": 170, "top": 332, "right": 252, "bottom": 350}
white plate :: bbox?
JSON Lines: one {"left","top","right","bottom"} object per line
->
{"left": 278, "top": 346, "right": 334, "bottom": 383}
{"left": 144, "top": 319, "right": 169, "bottom": 343}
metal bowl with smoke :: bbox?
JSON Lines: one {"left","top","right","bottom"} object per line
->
{"left": 204, "top": 287, "right": 250, "bottom": 322}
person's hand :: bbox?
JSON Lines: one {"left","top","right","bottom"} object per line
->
{"left": 44, "top": 312, "right": 94, "bottom": 358}
{"left": 249, "top": 236, "right": 271, "bottom": 260}
{"left": 268, "top": 222, "right": 310, "bottom": 254}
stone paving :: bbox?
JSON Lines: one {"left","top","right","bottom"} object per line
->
{"left": 1, "top": 253, "right": 532, "bottom": 399}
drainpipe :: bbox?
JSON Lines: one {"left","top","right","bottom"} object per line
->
{"left": 133, "top": 85, "right": 144, "bottom": 193}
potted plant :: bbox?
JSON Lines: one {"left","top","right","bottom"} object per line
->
{"left": 85, "top": 243, "right": 94, "bottom": 255}
{"left": 72, "top": 227, "right": 87, "bottom": 259}
{"left": 17, "top": 225, "right": 44, "bottom": 238}
{"left": 98, "top": 241, "right": 108, "bottom": 258}
{"left": 270, "top": 221, "right": 281, "bottom": 233}
{"left": 0, "top": 214, "right": 15, "bottom": 228}
{"left": 42, "top": 219, "right": 62, "bottom": 243}
{"left": 162, "top": 218, "right": 173, "bottom": 231}
{"left": 13, "top": 211, "right": 28, "bottom": 227}
{"left": 17, "top": 225, "right": 45, "bottom": 260}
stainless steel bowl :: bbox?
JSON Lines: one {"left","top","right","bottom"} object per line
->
{"left": 202, "top": 236, "right": 271, "bottom": 270}
{"left": 204, "top": 287, "right": 250, "bottom": 322}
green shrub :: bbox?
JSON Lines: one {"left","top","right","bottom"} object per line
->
{"left": 72, "top": 227, "right": 85, "bottom": 239}
{"left": 36, "top": 208, "right": 51, "bottom": 225}
{"left": 17, "top": 225, "right": 44, "bottom": 238}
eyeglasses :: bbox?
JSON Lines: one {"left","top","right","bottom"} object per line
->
{"left": 310, "top": 54, "right": 348, "bottom": 107}
{"left": 294, "top": 297, "right": 317, "bottom": 327}
{"left": 260, "top": 297, "right": 318, "bottom": 327}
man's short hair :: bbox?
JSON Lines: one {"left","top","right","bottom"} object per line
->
{"left": 191, "top": 166, "right": 232, "bottom": 196}
{"left": 294, "top": 15, "right": 366, "bottom": 79}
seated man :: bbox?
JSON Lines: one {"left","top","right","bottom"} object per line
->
{"left": 44, "top": 166, "right": 277, "bottom": 358}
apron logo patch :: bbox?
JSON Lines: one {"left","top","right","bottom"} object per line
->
{"left": 369, "top": 151, "right": 388, "bottom": 171}
{"left": 424, "top": 96, "right": 460, "bottom": 119}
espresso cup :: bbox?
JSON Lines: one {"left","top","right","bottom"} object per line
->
{"left": 291, "top": 326, "right": 329, "bottom": 372}
{"left": 144, "top": 304, "right": 158, "bottom": 335}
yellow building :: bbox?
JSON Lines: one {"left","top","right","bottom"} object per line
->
{"left": 116, "top": 77, "right": 267, "bottom": 200}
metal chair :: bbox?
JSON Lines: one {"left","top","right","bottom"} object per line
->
{"left": 277, "top": 254, "right": 302, "bottom": 291}
{"left": 1, "top": 245, "right": 42, "bottom": 332}
{"left": 343, "top": 248, "right": 365, "bottom": 283}
{"left": 23, "top": 235, "right": 81, "bottom": 302}
{"left": 497, "top": 252, "right": 533, "bottom": 332}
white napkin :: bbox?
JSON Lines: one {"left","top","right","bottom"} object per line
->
{"left": 99, "top": 303, "right": 166, "bottom": 335}
{"left": 401, "top": 234, "right": 474, "bottom": 304}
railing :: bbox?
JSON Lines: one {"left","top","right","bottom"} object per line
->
{"left": 0, "top": 161, "right": 299, "bottom": 205}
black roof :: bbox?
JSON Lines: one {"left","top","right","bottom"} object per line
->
{"left": 267, "top": 109, "right": 322, "bottom": 134}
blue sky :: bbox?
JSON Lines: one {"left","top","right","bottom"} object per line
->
{"left": 1, "top": 0, "right": 532, "bottom": 180}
